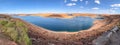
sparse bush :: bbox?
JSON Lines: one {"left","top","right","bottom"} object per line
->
{"left": 15, "top": 21, "right": 32, "bottom": 45}
{"left": 5, "top": 22, "right": 15, "bottom": 27}
{"left": 0, "top": 20, "right": 8, "bottom": 26}
{"left": 117, "top": 22, "right": 120, "bottom": 28}
{"left": 0, "top": 19, "right": 32, "bottom": 45}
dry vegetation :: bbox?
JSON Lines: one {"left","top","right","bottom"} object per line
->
{"left": 0, "top": 14, "right": 32, "bottom": 45}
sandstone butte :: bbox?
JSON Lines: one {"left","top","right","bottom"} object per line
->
{"left": 17, "top": 13, "right": 99, "bottom": 18}
{"left": 0, "top": 14, "right": 120, "bottom": 45}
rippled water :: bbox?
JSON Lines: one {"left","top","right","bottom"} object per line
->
{"left": 14, "top": 16, "right": 94, "bottom": 32}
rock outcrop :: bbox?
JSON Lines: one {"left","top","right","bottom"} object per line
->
{"left": 93, "top": 26, "right": 120, "bottom": 45}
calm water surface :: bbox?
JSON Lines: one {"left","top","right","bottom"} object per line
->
{"left": 14, "top": 16, "right": 94, "bottom": 32}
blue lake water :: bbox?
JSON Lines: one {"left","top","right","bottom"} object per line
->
{"left": 14, "top": 16, "right": 94, "bottom": 32}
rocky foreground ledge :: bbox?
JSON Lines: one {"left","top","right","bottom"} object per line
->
{"left": 0, "top": 14, "right": 120, "bottom": 45}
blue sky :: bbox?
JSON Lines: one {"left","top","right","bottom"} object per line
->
{"left": 0, "top": 0, "right": 120, "bottom": 14}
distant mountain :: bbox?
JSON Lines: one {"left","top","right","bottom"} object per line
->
{"left": 16, "top": 13, "right": 99, "bottom": 18}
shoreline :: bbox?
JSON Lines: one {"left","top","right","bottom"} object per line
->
{"left": 21, "top": 15, "right": 120, "bottom": 45}
{"left": 19, "top": 15, "right": 119, "bottom": 37}
{"left": 0, "top": 14, "right": 120, "bottom": 45}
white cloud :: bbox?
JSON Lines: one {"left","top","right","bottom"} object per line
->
{"left": 66, "top": 3, "right": 76, "bottom": 6}
{"left": 80, "top": 0, "right": 83, "bottom": 2}
{"left": 73, "top": 3, "right": 76, "bottom": 5}
{"left": 71, "top": 0, "right": 78, "bottom": 2}
{"left": 64, "top": 0, "right": 67, "bottom": 3}
{"left": 111, "top": 8, "right": 119, "bottom": 10}
{"left": 85, "top": 1, "right": 88, "bottom": 5}
{"left": 114, "top": 8, "right": 119, "bottom": 9}
{"left": 109, "top": 9, "right": 116, "bottom": 13}
{"left": 92, "top": 7, "right": 99, "bottom": 10}
{"left": 111, "top": 4, "right": 120, "bottom": 7}
{"left": 95, "top": 0, "right": 100, "bottom": 4}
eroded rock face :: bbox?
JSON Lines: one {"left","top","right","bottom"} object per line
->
{"left": 93, "top": 26, "right": 120, "bottom": 45}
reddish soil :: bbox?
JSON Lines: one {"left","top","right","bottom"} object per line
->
{"left": 0, "top": 34, "right": 17, "bottom": 45}
{"left": 15, "top": 15, "right": 120, "bottom": 45}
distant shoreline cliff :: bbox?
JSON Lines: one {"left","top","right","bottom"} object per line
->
{"left": 15, "top": 13, "right": 99, "bottom": 18}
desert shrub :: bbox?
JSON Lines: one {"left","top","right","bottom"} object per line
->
{"left": 117, "top": 22, "right": 120, "bottom": 28}
{"left": 0, "top": 20, "right": 8, "bottom": 26}
{"left": 0, "top": 20, "right": 32, "bottom": 45}
{"left": 14, "top": 21, "right": 32, "bottom": 45}
{"left": 5, "top": 22, "right": 15, "bottom": 27}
